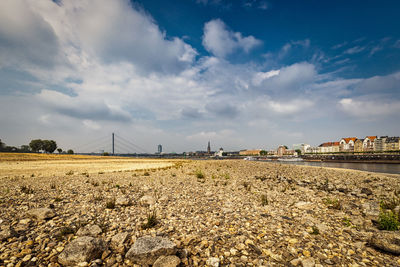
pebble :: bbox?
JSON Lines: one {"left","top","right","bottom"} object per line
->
{"left": 1, "top": 160, "right": 399, "bottom": 266}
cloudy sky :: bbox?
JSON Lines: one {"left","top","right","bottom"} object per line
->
{"left": 0, "top": 0, "right": 399, "bottom": 153}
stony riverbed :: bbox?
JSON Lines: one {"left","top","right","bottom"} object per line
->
{"left": 1, "top": 159, "right": 400, "bottom": 266}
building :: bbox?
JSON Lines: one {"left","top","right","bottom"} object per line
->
{"left": 215, "top": 147, "right": 225, "bottom": 157}
{"left": 318, "top": 142, "right": 340, "bottom": 153}
{"left": 375, "top": 136, "right": 388, "bottom": 151}
{"left": 277, "top": 145, "right": 286, "bottom": 157}
{"left": 363, "top": 136, "right": 377, "bottom": 151}
{"left": 339, "top": 137, "right": 357, "bottom": 152}
{"left": 239, "top": 149, "right": 262, "bottom": 156}
{"left": 385, "top": 137, "right": 400, "bottom": 151}
{"left": 293, "top": 143, "right": 311, "bottom": 154}
{"left": 157, "top": 144, "right": 162, "bottom": 154}
{"left": 207, "top": 141, "right": 211, "bottom": 154}
{"left": 354, "top": 139, "right": 364, "bottom": 152}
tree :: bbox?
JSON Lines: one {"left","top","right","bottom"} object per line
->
{"left": 0, "top": 139, "right": 4, "bottom": 152}
{"left": 260, "top": 150, "right": 267, "bottom": 155}
{"left": 295, "top": 149, "right": 302, "bottom": 155}
{"left": 67, "top": 149, "right": 74, "bottom": 154}
{"left": 29, "top": 139, "right": 43, "bottom": 152}
{"left": 42, "top": 140, "right": 57, "bottom": 153}
{"left": 57, "top": 148, "right": 62, "bottom": 154}
{"left": 20, "top": 145, "right": 30, "bottom": 152}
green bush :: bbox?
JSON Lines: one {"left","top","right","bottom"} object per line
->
{"left": 261, "top": 194, "right": 268, "bottom": 206}
{"left": 142, "top": 210, "right": 158, "bottom": 229}
{"left": 106, "top": 198, "right": 116, "bottom": 209}
{"left": 195, "top": 170, "right": 204, "bottom": 179}
{"left": 378, "top": 210, "right": 400, "bottom": 231}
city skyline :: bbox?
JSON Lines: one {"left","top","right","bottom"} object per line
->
{"left": 0, "top": 0, "right": 399, "bottom": 153}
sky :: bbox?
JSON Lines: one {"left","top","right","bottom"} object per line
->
{"left": 0, "top": 0, "right": 399, "bottom": 153}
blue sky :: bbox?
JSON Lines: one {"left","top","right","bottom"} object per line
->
{"left": 0, "top": 0, "right": 399, "bottom": 153}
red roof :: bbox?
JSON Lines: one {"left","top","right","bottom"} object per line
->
{"left": 341, "top": 137, "right": 357, "bottom": 143}
{"left": 366, "top": 136, "right": 377, "bottom": 141}
{"left": 320, "top": 142, "right": 340, "bottom": 147}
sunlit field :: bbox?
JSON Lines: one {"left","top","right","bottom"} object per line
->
{"left": 0, "top": 153, "right": 179, "bottom": 177}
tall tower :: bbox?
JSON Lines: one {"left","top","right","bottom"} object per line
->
{"left": 112, "top": 133, "right": 115, "bottom": 155}
{"left": 157, "top": 144, "right": 162, "bottom": 154}
{"left": 207, "top": 141, "right": 211, "bottom": 154}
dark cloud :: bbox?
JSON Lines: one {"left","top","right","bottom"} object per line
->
{"left": 0, "top": 0, "right": 61, "bottom": 69}
{"left": 205, "top": 103, "right": 238, "bottom": 118}
{"left": 181, "top": 107, "right": 203, "bottom": 119}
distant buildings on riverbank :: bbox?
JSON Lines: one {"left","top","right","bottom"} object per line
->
{"left": 184, "top": 135, "right": 399, "bottom": 158}
{"left": 304, "top": 136, "right": 400, "bottom": 154}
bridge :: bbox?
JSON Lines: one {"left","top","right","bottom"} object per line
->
{"left": 72, "top": 133, "right": 150, "bottom": 155}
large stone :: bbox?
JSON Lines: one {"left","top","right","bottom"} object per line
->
{"left": 27, "top": 208, "right": 55, "bottom": 220}
{"left": 206, "top": 257, "right": 220, "bottom": 267}
{"left": 139, "top": 195, "right": 156, "bottom": 207}
{"left": 125, "top": 236, "right": 177, "bottom": 265}
{"left": 369, "top": 231, "right": 400, "bottom": 255}
{"left": 111, "top": 232, "right": 129, "bottom": 253}
{"left": 153, "top": 255, "right": 181, "bottom": 267}
{"left": 0, "top": 226, "right": 15, "bottom": 241}
{"left": 58, "top": 236, "right": 106, "bottom": 266}
{"left": 115, "top": 196, "right": 130, "bottom": 206}
{"left": 301, "top": 257, "right": 315, "bottom": 267}
{"left": 361, "top": 201, "right": 380, "bottom": 218}
{"left": 76, "top": 225, "right": 102, "bottom": 237}
{"left": 295, "top": 202, "right": 313, "bottom": 210}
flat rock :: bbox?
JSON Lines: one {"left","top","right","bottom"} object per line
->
{"left": 58, "top": 236, "right": 106, "bottom": 266}
{"left": 111, "top": 232, "right": 129, "bottom": 253}
{"left": 0, "top": 226, "right": 15, "bottom": 241}
{"left": 301, "top": 257, "right": 315, "bottom": 267}
{"left": 295, "top": 202, "right": 313, "bottom": 210}
{"left": 362, "top": 201, "right": 380, "bottom": 218}
{"left": 153, "top": 255, "right": 181, "bottom": 267}
{"left": 369, "top": 231, "right": 400, "bottom": 255}
{"left": 139, "top": 195, "right": 155, "bottom": 207}
{"left": 76, "top": 224, "right": 102, "bottom": 237}
{"left": 27, "top": 208, "right": 55, "bottom": 220}
{"left": 125, "top": 236, "right": 177, "bottom": 265}
{"left": 115, "top": 196, "right": 130, "bottom": 206}
{"left": 206, "top": 257, "right": 220, "bottom": 267}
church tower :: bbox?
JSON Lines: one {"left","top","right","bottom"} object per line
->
{"left": 207, "top": 141, "right": 211, "bottom": 154}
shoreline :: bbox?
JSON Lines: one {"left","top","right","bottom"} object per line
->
{"left": 1, "top": 157, "right": 400, "bottom": 266}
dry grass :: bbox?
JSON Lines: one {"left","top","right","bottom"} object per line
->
{"left": 0, "top": 153, "right": 184, "bottom": 177}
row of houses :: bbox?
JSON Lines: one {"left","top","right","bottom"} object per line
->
{"left": 306, "top": 136, "right": 400, "bottom": 153}
{"left": 239, "top": 146, "right": 298, "bottom": 157}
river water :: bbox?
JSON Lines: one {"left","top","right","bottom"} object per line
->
{"left": 274, "top": 161, "right": 400, "bottom": 175}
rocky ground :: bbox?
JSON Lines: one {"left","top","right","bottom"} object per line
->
{"left": 1, "top": 158, "right": 400, "bottom": 266}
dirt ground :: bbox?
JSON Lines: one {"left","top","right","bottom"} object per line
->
{"left": 0, "top": 153, "right": 179, "bottom": 177}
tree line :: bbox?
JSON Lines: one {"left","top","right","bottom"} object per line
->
{"left": 0, "top": 139, "right": 73, "bottom": 154}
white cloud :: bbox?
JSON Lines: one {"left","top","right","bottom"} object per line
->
{"left": 26, "top": 0, "right": 197, "bottom": 75}
{"left": 83, "top": 120, "right": 101, "bottom": 130}
{"left": 252, "top": 70, "right": 280, "bottom": 86}
{"left": 344, "top": 46, "right": 365, "bottom": 55}
{"left": 0, "top": 0, "right": 62, "bottom": 69}
{"left": 268, "top": 99, "right": 314, "bottom": 114}
{"left": 278, "top": 39, "right": 310, "bottom": 58}
{"left": 339, "top": 98, "right": 400, "bottom": 117}
{"left": 202, "top": 19, "right": 261, "bottom": 58}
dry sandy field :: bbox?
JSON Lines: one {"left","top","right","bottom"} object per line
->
{"left": 1, "top": 153, "right": 400, "bottom": 266}
{"left": 0, "top": 153, "right": 177, "bottom": 177}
